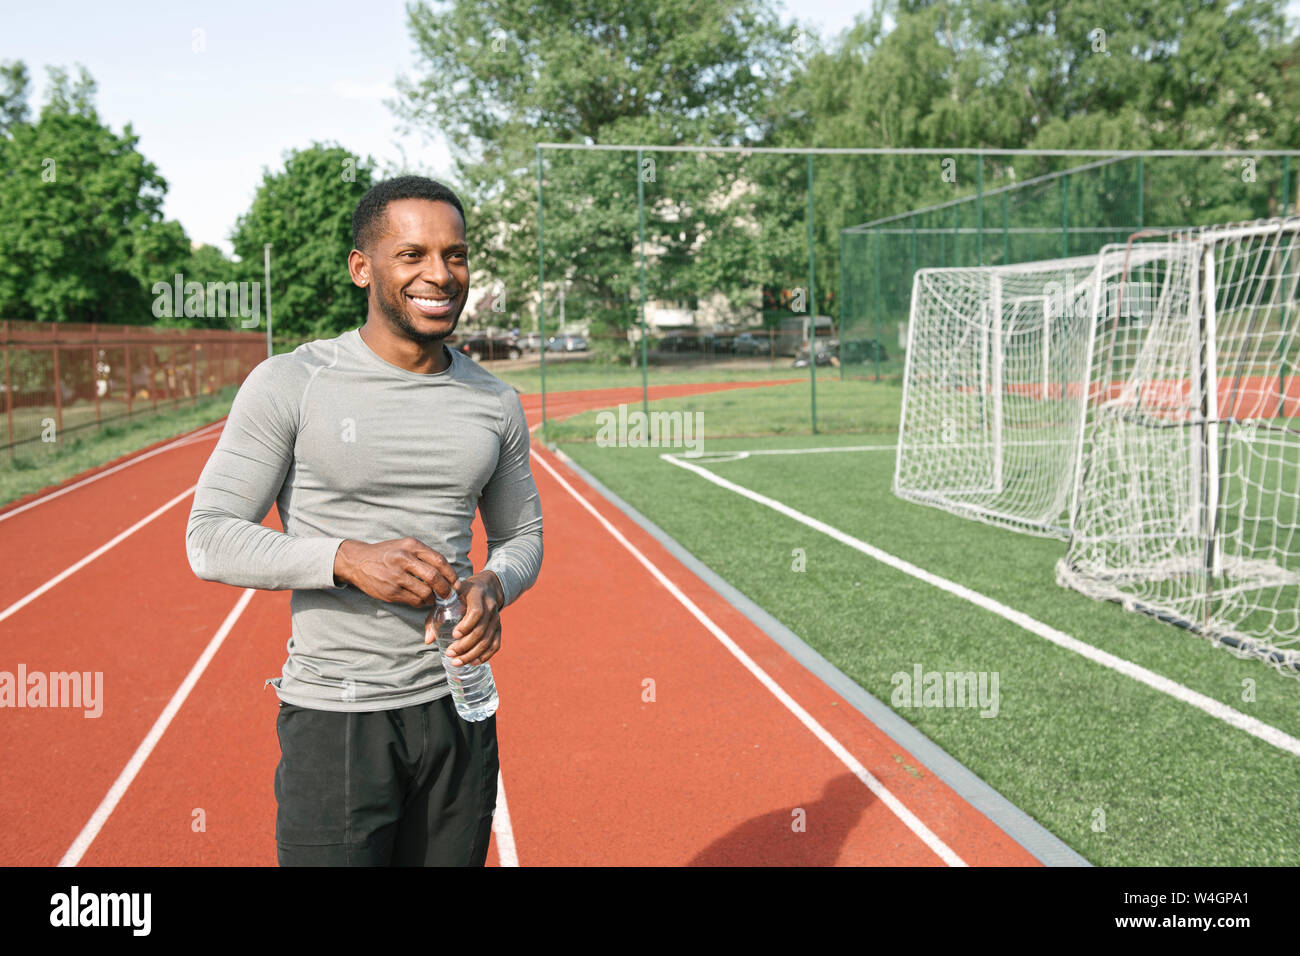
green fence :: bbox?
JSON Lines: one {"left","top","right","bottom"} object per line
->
{"left": 521, "top": 147, "right": 1298, "bottom": 439}
{"left": 839, "top": 153, "right": 1295, "bottom": 383}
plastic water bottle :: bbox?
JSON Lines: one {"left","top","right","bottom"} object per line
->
{"left": 431, "top": 589, "right": 498, "bottom": 722}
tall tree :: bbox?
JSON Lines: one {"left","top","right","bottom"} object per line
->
{"left": 757, "top": 0, "right": 1298, "bottom": 326}
{"left": 390, "top": 0, "right": 801, "bottom": 353}
{"left": 0, "top": 63, "right": 190, "bottom": 324}
{"left": 229, "top": 143, "right": 376, "bottom": 338}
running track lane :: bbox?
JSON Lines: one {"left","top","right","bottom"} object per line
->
{"left": 0, "top": 380, "right": 1037, "bottom": 865}
{"left": 0, "top": 381, "right": 802, "bottom": 865}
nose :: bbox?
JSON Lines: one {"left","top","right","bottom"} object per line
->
{"left": 419, "top": 257, "right": 457, "bottom": 294}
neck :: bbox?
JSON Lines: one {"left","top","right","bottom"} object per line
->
{"left": 358, "top": 319, "right": 451, "bottom": 374}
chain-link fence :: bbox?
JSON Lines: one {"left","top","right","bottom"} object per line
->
{"left": 523, "top": 146, "right": 1297, "bottom": 437}
{"left": 840, "top": 152, "right": 1295, "bottom": 383}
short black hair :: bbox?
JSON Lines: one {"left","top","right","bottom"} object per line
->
{"left": 351, "top": 176, "right": 467, "bottom": 253}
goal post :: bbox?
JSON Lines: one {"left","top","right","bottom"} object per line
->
{"left": 1059, "top": 217, "right": 1300, "bottom": 674}
{"left": 894, "top": 254, "right": 1108, "bottom": 538}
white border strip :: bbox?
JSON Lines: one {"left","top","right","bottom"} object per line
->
{"left": 58, "top": 588, "right": 256, "bottom": 866}
{"left": 660, "top": 453, "right": 1300, "bottom": 758}
{"left": 529, "top": 446, "right": 967, "bottom": 866}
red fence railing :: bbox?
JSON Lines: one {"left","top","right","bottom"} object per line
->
{"left": 1, "top": 320, "right": 269, "bottom": 453}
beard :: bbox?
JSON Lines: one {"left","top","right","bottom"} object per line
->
{"left": 374, "top": 283, "right": 460, "bottom": 346}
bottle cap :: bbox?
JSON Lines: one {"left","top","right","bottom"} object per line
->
{"left": 435, "top": 588, "right": 461, "bottom": 605}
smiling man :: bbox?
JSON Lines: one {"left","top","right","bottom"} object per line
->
{"left": 185, "top": 176, "right": 543, "bottom": 866}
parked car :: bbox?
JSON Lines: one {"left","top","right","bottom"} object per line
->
{"left": 657, "top": 330, "right": 699, "bottom": 353}
{"left": 703, "top": 332, "right": 734, "bottom": 354}
{"left": 839, "top": 338, "right": 889, "bottom": 364}
{"left": 792, "top": 341, "right": 838, "bottom": 368}
{"left": 547, "top": 334, "right": 588, "bottom": 352}
{"left": 456, "top": 334, "right": 522, "bottom": 361}
{"left": 518, "top": 332, "right": 544, "bottom": 351}
{"left": 733, "top": 332, "right": 767, "bottom": 356}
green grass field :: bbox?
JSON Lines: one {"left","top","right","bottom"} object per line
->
{"left": 538, "top": 375, "right": 903, "bottom": 442}
{"left": 0, "top": 386, "right": 239, "bottom": 507}
{"left": 488, "top": 353, "right": 903, "bottom": 396}
{"left": 551, "top": 378, "right": 1300, "bottom": 866}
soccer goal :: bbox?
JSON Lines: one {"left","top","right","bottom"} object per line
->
{"left": 1058, "top": 218, "right": 1300, "bottom": 673}
{"left": 894, "top": 254, "right": 1112, "bottom": 538}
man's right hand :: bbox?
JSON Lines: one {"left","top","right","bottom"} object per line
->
{"left": 332, "top": 537, "right": 460, "bottom": 607}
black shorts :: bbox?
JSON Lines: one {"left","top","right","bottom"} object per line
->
{"left": 273, "top": 693, "right": 499, "bottom": 866}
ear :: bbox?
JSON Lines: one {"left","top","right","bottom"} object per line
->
{"left": 347, "top": 248, "right": 370, "bottom": 289}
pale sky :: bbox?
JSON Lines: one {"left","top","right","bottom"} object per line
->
{"left": 7, "top": 0, "right": 867, "bottom": 257}
{"left": 7, "top": 0, "right": 1296, "bottom": 257}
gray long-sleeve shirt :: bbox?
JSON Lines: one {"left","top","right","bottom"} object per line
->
{"left": 185, "top": 327, "right": 543, "bottom": 711}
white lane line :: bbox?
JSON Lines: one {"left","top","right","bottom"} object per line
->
{"left": 673, "top": 443, "right": 897, "bottom": 459}
{"left": 0, "top": 485, "right": 198, "bottom": 626}
{"left": 530, "top": 445, "right": 967, "bottom": 867}
{"left": 661, "top": 453, "right": 1300, "bottom": 758}
{"left": 0, "top": 420, "right": 223, "bottom": 524}
{"left": 58, "top": 588, "right": 256, "bottom": 866}
{"left": 492, "top": 770, "right": 519, "bottom": 867}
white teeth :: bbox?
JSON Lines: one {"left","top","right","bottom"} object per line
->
{"left": 410, "top": 296, "right": 450, "bottom": 308}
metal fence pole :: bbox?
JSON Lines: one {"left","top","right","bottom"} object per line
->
{"left": 1061, "top": 172, "right": 1070, "bottom": 258}
{"left": 1137, "top": 156, "right": 1144, "bottom": 230}
{"left": 910, "top": 212, "right": 917, "bottom": 278}
{"left": 264, "top": 244, "right": 273, "bottom": 360}
{"left": 92, "top": 322, "right": 101, "bottom": 426}
{"left": 952, "top": 202, "right": 958, "bottom": 266}
{"left": 1003, "top": 188, "right": 1010, "bottom": 263}
{"left": 168, "top": 345, "right": 177, "bottom": 407}
{"left": 806, "top": 154, "right": 818, "bottom": 433}
{"left": 874, "top": 226, "right": 882, "bottom": 382}
{"left": 837, "top": 229, "right": 845, "bottom": 383}
{"left": 637, "top": 148, "right": 649, "bottom": 417}
{"left": 123, "top": 325, "right": 132, "bottom": 418}
{"left": 52, "top": 331, "right": 63, "bottom": 438}
{"left": 3, "top": 321, "right": 12, "bottom": 453}
{"left": 1283, "top": 155, "right": 1292, "bottom": 215}
{"left": 536, "top": 146, "right": 548, "bottom": 444}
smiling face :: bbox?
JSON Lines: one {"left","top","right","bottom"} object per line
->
{"left": 349, "top": 198, "right": 470, "bottom": 346}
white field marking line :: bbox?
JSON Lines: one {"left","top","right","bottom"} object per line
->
{"left": 0, "top": 484, "right": 197, "bottom": 626}
{"left": 492, "top": 770, "right": 519, "bottom": 867}
{"left": 0, "top": 420, "right": 224, "bottom": 524}
{"left": 530, "top": 446, "right": 966, "bottom": 867}
{"left": 668, "top": 444, "right": 898, "bottom": 462}
{"left": 661, "top": 454, "right": 1300, "bottom": 759}
{"left": 58, "top": 588, "right": 256, "bottom": 866}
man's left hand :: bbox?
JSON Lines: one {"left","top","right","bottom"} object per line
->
{"left": 423, "top": 570, "right": 504, "bottom": 666}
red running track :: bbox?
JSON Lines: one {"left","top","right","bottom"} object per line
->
{"left": 0, "top": 379, "right": 1039, "bottom": 866}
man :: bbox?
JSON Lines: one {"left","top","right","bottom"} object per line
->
{"left": 185, "top": 176, "right": 543, "bottom": 866}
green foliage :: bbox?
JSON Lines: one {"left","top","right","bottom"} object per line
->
{"left": 0, "top": 60, "right": 31, "bottom": 132}
{"left": 391, "top": 0, "right": 801, "bottom": 339}
{"left": 229, "top": 143, "right": 376, "bottom": 338}
{"left": 3, "top": 1, "right": 1299, "bottom": 338}
{"left": 0, "top": 62, "right": 193, "bottom": 324}
{"left": 771, "top": 0, "right": 1297, "bottom": 324}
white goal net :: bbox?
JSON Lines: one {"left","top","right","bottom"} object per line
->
{"left": 1058, "top": 218, "right": 1300, "bottom": 673}
{"left": 895, "top": 255, "right": 1110, "bottom": 538}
